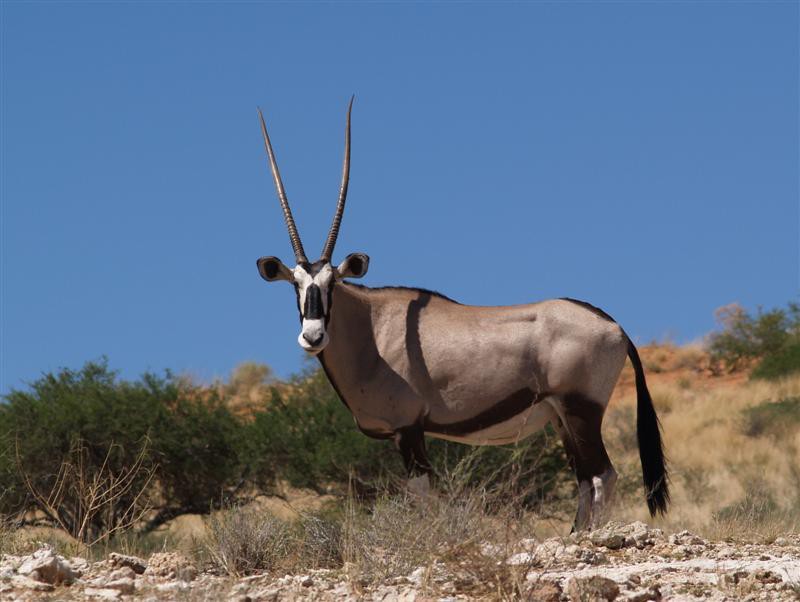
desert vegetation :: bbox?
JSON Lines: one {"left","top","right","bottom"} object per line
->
{"left": 1, "top": 301, "right": 799, "bottom": 599}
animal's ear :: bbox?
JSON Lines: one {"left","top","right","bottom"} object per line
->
{"left": 336, "top": 253, "right": 370, "bottom": 279}
{"left": 257, "top": 256, "right": 293, "bottom": 282}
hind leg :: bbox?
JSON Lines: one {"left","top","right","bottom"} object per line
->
{"left": 551, "top": 393, "right": 617, "bottom": 530}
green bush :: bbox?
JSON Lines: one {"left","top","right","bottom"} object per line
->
{"left": 0, "top": 360, "right": 249, "bottom": 537}
{"left": 710, "top": 302, "right": 800, "bottom": 379}
{"left": 246, "top": 369, "right": 399, "bottom": 492}
{"left": 149, "top": 386, "right": 247, "bottom": 521}
{"left": 751, "top": 341, "right": 800, "bottom": 381}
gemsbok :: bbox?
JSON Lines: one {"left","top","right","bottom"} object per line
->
{"left": 255, "top": 99, "right": 669, "bottom": 530}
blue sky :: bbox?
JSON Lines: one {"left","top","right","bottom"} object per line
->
{"left": 2, "top": 2, "right": 797, "bottom": 392}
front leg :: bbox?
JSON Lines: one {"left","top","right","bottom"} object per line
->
{"left": 395, "top": 422, "right": 433, "bottom": 477}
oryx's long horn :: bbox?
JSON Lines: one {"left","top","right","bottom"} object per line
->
{"left": 258, "top": 107, "right": 308, "bottom": 264}
{"left": 320, "top": 96, "right": 353, "bottom": 262}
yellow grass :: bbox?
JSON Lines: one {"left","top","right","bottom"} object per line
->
{"left": 604, "top": 368, "right": 800, "bottom": 540}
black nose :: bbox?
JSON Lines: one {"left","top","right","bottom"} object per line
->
{"left": 303, "top": 332, "right": 324, "bottom": 346}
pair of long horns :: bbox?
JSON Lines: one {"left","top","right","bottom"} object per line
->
{"left": 257, "top": 97, "right": 353, "bottom": 265}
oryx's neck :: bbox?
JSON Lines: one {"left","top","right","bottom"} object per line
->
{"left": 316, "top": 283, "right": 376, "bottom": 396}
{"left": 324, "top": 282, "right": 375, "bottom": 354}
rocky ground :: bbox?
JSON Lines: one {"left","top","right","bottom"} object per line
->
{"left": 1, "top": 522, "right": 798, "bottom": 601}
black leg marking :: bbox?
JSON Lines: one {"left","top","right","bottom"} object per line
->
{"left": 557, "top": 393, "right": 612, "bottom": 481}
{"left": 395, "top": 423, "right": 433, "bottom": 477}
{"left": 555, "top": 393, "right": 614, "bottom": 530}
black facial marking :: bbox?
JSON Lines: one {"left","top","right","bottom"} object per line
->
{"left": 293, "top": 284, "right": 302, "bottom": 322}
{"left": 294, "top": 261, "right": 337, "bottom": 323}
{"left": 424, "top": 388, "right": 544, "bottom": 436}
{"left": 324, "top": 285, "right": 334, "bottom": 327}
{"left": 304, "top": 284, "right": 324, "bottom": 320}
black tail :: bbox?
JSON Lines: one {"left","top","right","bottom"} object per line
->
{"left": 627, "top": 338, "right": 670, "bottom": 516}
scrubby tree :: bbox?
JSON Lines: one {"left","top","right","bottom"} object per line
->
{"left": 0, "top": 360, "right": 250, "bottom": 536}
{"left": 710, "top": 301, "right": 800, "bottom": 379}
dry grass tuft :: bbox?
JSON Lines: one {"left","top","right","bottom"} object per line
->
{"left": 197, "top": 455, "right": 559, "bottom": 598}
{"left": 338, "top": 466, "right": 555, "bottom": 598}
{"left": 605, "top": 365, "right": 800, "bottom": 542}
{"left": 201, "top": 506, "right": 293, "bottom": 576}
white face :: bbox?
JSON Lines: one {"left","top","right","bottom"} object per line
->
{"left": 256, "top": 252, "right": 369, "bottom": 355}
{"left": 293, "top": 262, "right": 335, "bottom": 354}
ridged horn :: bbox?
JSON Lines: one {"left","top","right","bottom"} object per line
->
{"left": 258, "top": 107, "right": 308, "bottom": 264}
{"left": 320, "top": 96, "right": 353, "bottom": 262}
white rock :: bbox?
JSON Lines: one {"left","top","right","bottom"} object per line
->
{"left": 108, "top": 566, "right": 137, "bottom": 581}
{"left": 566, "top": 575, "right": 620, "bottom": 601}
{"left": 105, "top": 577, "right": 136, "bottom": 594}
{"left": 109, "top": 552, "right": 147, "bottom": 575}
{"left": 534, "top": 539, "right": 568, "bottom": 564}
{"left": 591, "top": 528, "right": 625, "bottom": 550}
{"left": 622, "top": 521, "right": 662, "bottom": 548}
{"left": 10, "top": 574, "right": 55, "bottom": 591}
{"left": 669, "top": 530, "right": 706, "bottom": 546}
{"left": 156, "top": 580, "right": 192, "bottom": 593}
{"left": 17, "top": 546, "right": 75, "bottom": 584}
{"left": 407, "top": 566, "right": 426, "bottom": 586}
{"left": 84, "top": 586, "right": 122, "bottom": 599}
{"left": 507, "top": 552, "right": 535, "bottom": 565}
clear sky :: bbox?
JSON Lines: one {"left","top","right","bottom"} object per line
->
{"left": 2, "top": 1, "right": 798, "bottom": 392}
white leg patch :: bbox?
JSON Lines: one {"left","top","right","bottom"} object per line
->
{"left": 590, "top": 467, "right": 618, "bottom": 528}
{"left": 592, "top": 475, "right": 605, "bottom": 507}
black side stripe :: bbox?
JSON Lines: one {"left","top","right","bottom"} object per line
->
{"left": 424, "top": 388, "right": 545, "bottom": 436}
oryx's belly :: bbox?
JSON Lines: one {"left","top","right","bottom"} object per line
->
{"left": 424, "top": 399, "right": 555, "bottom": 446}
